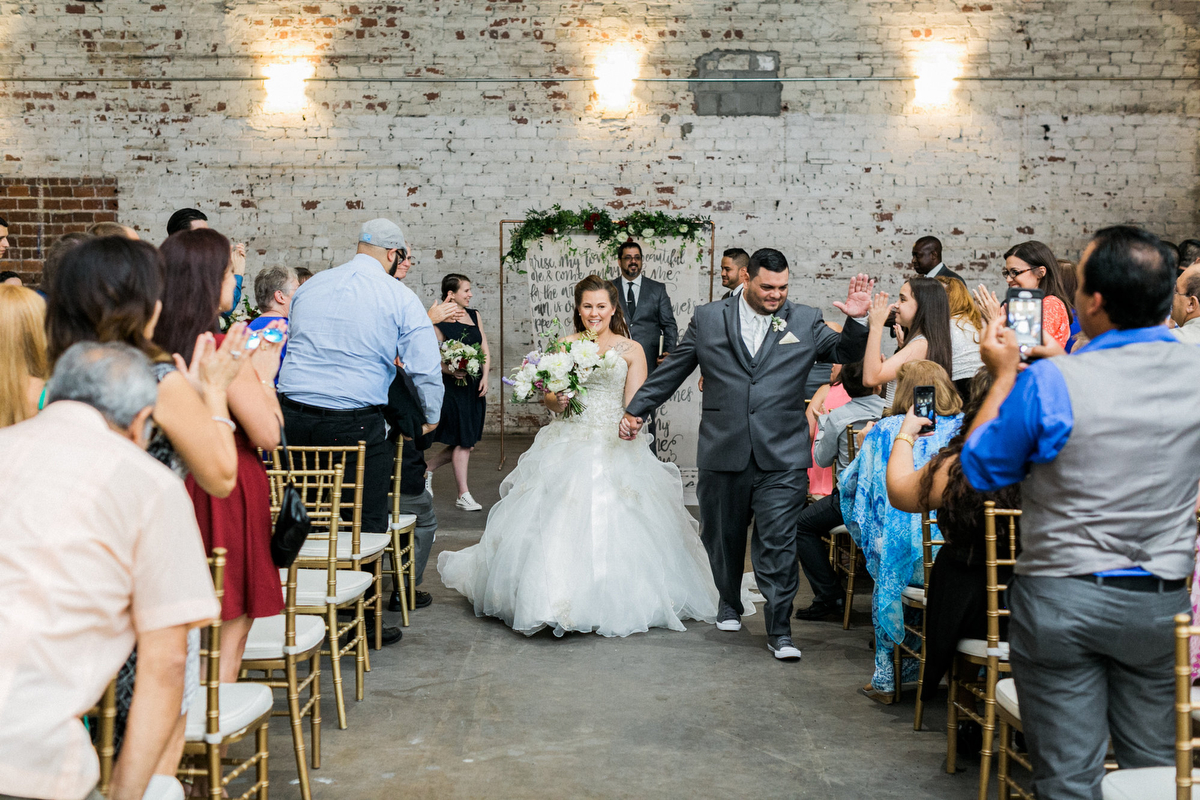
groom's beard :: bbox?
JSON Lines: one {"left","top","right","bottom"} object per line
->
{"left": 745, "top": 290, "right": 786, "bottom": 315}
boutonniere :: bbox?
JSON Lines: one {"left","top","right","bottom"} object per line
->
{"left": 770, "top": 315, "right": 786, "bottom": 332}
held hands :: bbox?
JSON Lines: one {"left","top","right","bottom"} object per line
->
{"left": 619, "top": 412, "right": 644, "bottom": 440}
{"left": 866, "top": 292, "right": 893, "bottom": 330}
{"left": 900, "top": 406, "right": 935, "bottom": 437}
{"left": 832, "top": 273, "right": 876, "bottom": 319}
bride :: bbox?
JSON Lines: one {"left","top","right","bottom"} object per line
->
{"left": 437, "top": 274, "right": 720, "bottom": 637}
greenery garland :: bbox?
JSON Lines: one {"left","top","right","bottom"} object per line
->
{"left": 503, "top": 205, "right": 711, "bottom": 271}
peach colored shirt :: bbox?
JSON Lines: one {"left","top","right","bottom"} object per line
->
{"left": 0, "top": 402, "right": 219, "bottom": 800}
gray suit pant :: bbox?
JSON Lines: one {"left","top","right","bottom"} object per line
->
{"left": 697, "top": 455, "right": 807, "bottom": 638}
{"left": 392, "top": 490, "right": 437, "bottom": 586}
{"left": 1009, "top": 575, "right": 1187, "bottom": 800}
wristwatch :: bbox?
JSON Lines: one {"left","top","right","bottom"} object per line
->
{"left": 894, "top": 433, "right": 917, "bottom": 448}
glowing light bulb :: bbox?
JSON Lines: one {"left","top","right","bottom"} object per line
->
{"left": 912, "top": 43, "right": 964, "bottom": 107}
{"left": 264, "top": 62, "right": 315, "bottom": 112}
{"left": 594, "top": 45, "right": 639, "bottom": 114}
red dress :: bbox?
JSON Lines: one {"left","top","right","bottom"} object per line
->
{"left": 186, "top": 337, "right": 284, "bottom": 621}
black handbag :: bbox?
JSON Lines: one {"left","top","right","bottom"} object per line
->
{"left": 270, "top": 427, "right": 312, "bottom": 568}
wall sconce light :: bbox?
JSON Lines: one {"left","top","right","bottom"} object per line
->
{"left": 264, "top": 62, "right": 314, "bottom": 112}
{"left": 594, "top": 45, "right": 639, "bottom": 114}
{"left": 912, "top": 43, "right": 963, "bottom": 107}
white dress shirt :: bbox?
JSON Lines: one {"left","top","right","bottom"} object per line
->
{"left": 927, "top": 263, "right": 949, "bottom": 278}
{"left": 621, "top": 274, "right": 643, "bottom": 308}
{"left": 738, "top": 291, "right": 771, "bottom": 356}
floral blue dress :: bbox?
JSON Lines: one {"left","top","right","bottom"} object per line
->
{"left": 840, "top": 413, "right": 963, "bottom": 692}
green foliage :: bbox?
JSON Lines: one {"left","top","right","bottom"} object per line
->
{"left": 504, "top": 205, "right": 711, "bottom": 271}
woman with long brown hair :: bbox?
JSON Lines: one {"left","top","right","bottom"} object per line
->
{"left": 974, "top": 240, "right": 1075, "bottom": 348}
{"left": 863, "top": 276, "right": 954, "bottom": 405}
{"left": 0, "top": 285, "right": 48, "bottom": 427}
{"left": 438, "top": 274, "right": 719, "bottom": 638}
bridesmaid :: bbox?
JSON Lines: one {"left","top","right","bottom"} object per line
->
{"left": 426, "top": 273, "right": 490, "bottom": 511}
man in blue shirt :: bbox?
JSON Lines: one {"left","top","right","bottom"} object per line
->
{"left": 960, "top": 226, "right": 1200, "bottom": 800}
{"left": 278, "top": 219, "right": 443, "bottom": 635}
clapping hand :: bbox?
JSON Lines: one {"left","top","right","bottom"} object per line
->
{"left": 231, "top": 242, "right": 247, "bottom": 276}
{"left": 428, "top": 294, "right": 466, "bottom": 325}
{"left": 866, "top": 292, "right": 893, "bottom": 330}
{"left": 833, "top": 273, "right": 875, "bottom": 318}
{"left": 973, "top": 285, "right": 1002, "bottom": 324}
{"left": 174, "top": 322, "right": 252, "bottom": 394}
{"left": 619, "top": 412, "right": 644, "bottom": 440}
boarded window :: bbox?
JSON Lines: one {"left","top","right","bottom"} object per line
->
{"left": 691, "top": 50, "right": 782, "bottom": 117}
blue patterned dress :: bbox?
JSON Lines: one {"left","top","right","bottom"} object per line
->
{"left": 840, "top": 413, "right": 963, "bottom": 692}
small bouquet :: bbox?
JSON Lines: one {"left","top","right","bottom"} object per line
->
{"left": 440, "top": 338, "right": 484, "bottom": 386}
{"left": 503, "top": 331, "right": 612, "bottom": 417}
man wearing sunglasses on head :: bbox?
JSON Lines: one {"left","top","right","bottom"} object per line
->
{"left": 276, "top": 219, "right": 444, "bottom": 645}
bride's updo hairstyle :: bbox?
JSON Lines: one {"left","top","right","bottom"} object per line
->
{"left": 573, "top": 274, "right": 630, "bottom": 338}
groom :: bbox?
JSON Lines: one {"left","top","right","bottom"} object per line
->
{"left": 620, "top": 249, "right": 873, "bottom": 660}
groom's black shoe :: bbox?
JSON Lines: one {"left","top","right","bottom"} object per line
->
{"left": 715, "top": 601, "right": 742, "bottom": 632}
{"left": 768, "top": 635, "right": 803, "bottom": 661}
{"left": 794, "top": 598, "right": 844, "bottom": 621}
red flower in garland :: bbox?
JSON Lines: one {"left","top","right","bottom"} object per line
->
{"left": 582, "top": 211, "right": 601, "bottom": 232}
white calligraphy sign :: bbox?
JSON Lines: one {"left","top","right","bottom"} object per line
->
{"left": 519, "top": 236, "right": 711, "bottom": 503}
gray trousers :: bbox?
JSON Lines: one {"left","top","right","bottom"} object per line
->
{"left": 1009, "top": 575, "right": 1188, "bottom": 800}
{"left": 392, "top": 490, "right": 437, "bottom": 587}
{"left": 697, "top": 455, "right": 808, "bottom": 638}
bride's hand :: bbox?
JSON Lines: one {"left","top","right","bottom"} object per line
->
{"left": 543, "top": 391, "right": 567, "bottom": 413}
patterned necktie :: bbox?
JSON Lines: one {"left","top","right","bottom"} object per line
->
{"left": 626, "top": 281, "right": 637, "bottom": 319}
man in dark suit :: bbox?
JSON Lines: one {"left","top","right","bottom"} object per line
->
{"left": 912, "top": 235, "right": 966, "bottom": 284}
{"left": 720, "top": 247, "right": 749, "bottom": 299}
{"left": 612, "top": 240, "right": 678, "bottom": 443}
{"left": 622, "top": 249, "right": 874, "bottom": 660}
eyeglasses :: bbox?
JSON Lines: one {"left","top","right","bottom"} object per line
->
{"left": 620, "top": 255, "right": 642, "bottom": 262}
{"left": 1001, "top": 267, "right": 1033, "bottom": 280}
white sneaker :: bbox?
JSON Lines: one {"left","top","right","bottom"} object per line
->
{"left": 768, "top": 636, "right": 803, "bottom": 661}
{"left": 424, "top": 472, "right": 433, "bottom": 497}
{"left": 456, "top": 492, "right": 483, "bottom": 511}
{"left": 715, "top": 601, "right": 742, "bottom": 631}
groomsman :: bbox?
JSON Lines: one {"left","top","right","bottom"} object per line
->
{"left": 612, "top": 240, "right": 678, "bottom": 444}
{"left": 720, "top": 248, "right": 749, "bottom": 298}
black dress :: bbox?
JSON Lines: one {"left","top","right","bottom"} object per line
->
{"left": 434, "top": 308, "right": 486, "bottom": 448}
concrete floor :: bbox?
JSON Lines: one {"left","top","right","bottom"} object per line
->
{"left": 239, "top": 434, "right": 998, "bottom": 800}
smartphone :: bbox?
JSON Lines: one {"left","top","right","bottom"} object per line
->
{"left": 1006, "top": 287, "right": 1044, "bottom": 357}
{"left": 913, "top": 385, "right": 936, "bottom": 431}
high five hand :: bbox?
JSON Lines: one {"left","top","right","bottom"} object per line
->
{"left": 832, "top": 273, "right": 875, "bottom": 318}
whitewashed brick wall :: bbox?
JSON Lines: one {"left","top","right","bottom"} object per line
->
{"left": 1, "top": 1, "right": 1196, "bottom": 430}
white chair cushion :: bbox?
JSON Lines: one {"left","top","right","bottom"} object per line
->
{"left": 830, "top": 524, "right": 849, "bottom": 536}
{"left": 297, "top": 532, "right": 390, "bottom": 560}
{"left": 1191, "top": 686, "right": 1200, "bottom": 722}
{"left": 390, "top": 513, "right": 417, "bottom": 530}
{"left": 286, "top": 568, "right": 374, "bottom": 606}
{"left": 184, "top": 683, "right": 273, "bottom": 743}
{"left": 956, "top": 638, "right": 1010, "bottom": 660}
{"left": 143, "top": 775, "right": 184, "bottom": 800}
{"left": 901, "top": 586, "right": 926, "bottom": 605}
{"left": 242, "top": 614, "right": 326, "bottom": 661}
{"left": 995, "top": 678, "right": 1020, "bottom": 720}
{"left": 1101, "top": 766, "right": 1200, "bottom": 799}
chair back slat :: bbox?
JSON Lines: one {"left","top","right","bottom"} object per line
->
{"left": 1175, "top": 615, "right": 1200, "bottom": 797}
{"left": 200, "top": 548, "right": 227, "bottom": 739}
{"left": 920, "top": 510, "right": 945, "bottom": 589}
{"left": 267, "top": 442, "right": 368, "bottom": 554}
{"left": 982, "top": 502, "right": 1021, "bottom": 653}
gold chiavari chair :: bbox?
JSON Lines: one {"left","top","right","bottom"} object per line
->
{"left": 91, "top": 679, "right": 187, "bottom": 800}
{"left": 240, "top": 477, "right": 325, "bottom": 800}
{"left": 826, "top": 424, "right": 868, "bottom": 629}
{"left": 1099, "top": 613, "right": 1200, "bottom": 799}
{"left": 271, "top": 442, "right": 392, "bottom": 653}
{"left": 384, "top": 438, "right": 419, "bottom": 628}
{"left": 179, "top": 548, "right": 272, "bottom": 800}
{"left": 276, "top": 462, "right": 369, "bottom": 730}
{"left": 995, "top": 677, "right": 1030, "bottom": 800}
{"left": 945, "top": 502, "right": 1020, "bottom": 800}
{"left": 893, "top": 510, "right": 944, "bottom": 723}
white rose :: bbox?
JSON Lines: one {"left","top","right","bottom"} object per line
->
{"left": 539, "top": 352, "right": 574, "bottom": 380}
{"left": 678, "top": 224, "right": 689, "bottom": 233}
{"left": 641, "top": 227, "right": 655, "bottom": 237}
{"left": 546, "top": 376, "right": 569, "bottom": 392}
{"left": 518, "top": 364, "right": 538, "bottom": 382}
{"left": 466, "top": 359, "right": 481, "bottom": 375}
{"left": 513, "top": 381, "right": 533, "bottom": 400}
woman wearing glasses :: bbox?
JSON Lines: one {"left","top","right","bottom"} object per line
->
{"left": 973, "top": 240, "right": 1074, "bottom": 348}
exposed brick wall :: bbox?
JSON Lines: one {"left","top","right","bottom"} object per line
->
{"left": 0, "top": 2, "right": 1196, "bottom": 429}
{"left": 0, "top": 178, "right": 119, "bottom": 285}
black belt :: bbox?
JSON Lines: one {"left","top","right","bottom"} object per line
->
{"left": 279, "top": 395, "right": 383, "bottom": 418}
{"left": 1070, "top": 574, "right": 1186, "bottom": 593}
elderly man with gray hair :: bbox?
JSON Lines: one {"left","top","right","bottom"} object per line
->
{"left": 248, "top": 264, "right": 299, "bottom": 381}
{"left": 0, "top": 342, "right": 218, "bottom": 800}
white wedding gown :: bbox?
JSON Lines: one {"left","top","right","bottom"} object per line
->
{"left": 437, "top": 352, "right": 720, "bottom": 637}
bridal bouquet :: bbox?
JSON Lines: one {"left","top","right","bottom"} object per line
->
{"left": 503, "top": 332, "right": 613, "bottom": 418}
{"left": 440, "top": 339, "right": 484, "bottom": 386}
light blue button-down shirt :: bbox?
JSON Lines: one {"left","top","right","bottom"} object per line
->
{"left": 278, "top": 253, "right": 443, "bottom": 423}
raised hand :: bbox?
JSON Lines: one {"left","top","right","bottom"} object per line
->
{"left": 619, "top": 412, "right": 644, "bottom": 440}
{"left": 866, "top": 292, "right": 892, "bottom": 330}
{"left": 200, "top": 323, "right": 252, "bottom": 392}
{"left": 832, "top": 272, "right": 875, "bottom": 318}
{"left": 231, "top": 242, "right": 247, "bottom": 276}
{"left": 428, "top": 297, "right": 465, "bottom": 325}
{"left": 974, "top": 285, "right": 1002, "bottom": 324}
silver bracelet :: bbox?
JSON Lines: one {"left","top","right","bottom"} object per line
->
{"left": 212, "top": 415, "right": 237, "bottom": 432}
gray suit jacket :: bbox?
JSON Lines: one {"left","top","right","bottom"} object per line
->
{"left": 627, "top": 297, "right": 869, "bottom": 473}
{"left": 613, "top": 277, "right": 678, "bottom": 375}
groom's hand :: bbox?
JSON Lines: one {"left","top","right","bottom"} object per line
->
{"left": 832, "top": 272, "right": 875, "bottom": 319}
{"left": 619, "top": 413, "right": 643, "bottom": 440}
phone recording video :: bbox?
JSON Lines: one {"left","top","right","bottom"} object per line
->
{"left": 1006, "top": 287, "right": 1044, "bottom": 358}
{"left": 913, "top": 385, "right": 936, "bottom": 431}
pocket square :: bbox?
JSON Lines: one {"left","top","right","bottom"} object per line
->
{"left": 778, "top": 332, "right": 800, "bottom": 345}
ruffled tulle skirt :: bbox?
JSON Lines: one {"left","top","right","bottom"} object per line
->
{"left": 437, "top": 420, "right": 720, "bottom": 637}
